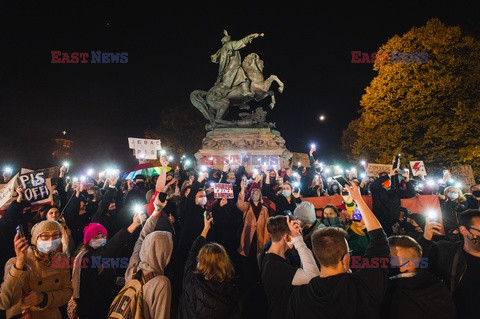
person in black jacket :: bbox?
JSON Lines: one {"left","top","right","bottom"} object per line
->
{"left": 370, "top": 168, "right": 416, "bottom": 236}
{"left": 287, "top": 181, "right": 390, "bottom": 319}
{"left": 178, "top": 211, "right": 240, "bottom": 319}
{"left": 418, "top": 209, "right": 480, "bottom": 319}
{"left": 383, "top": 235, "right": 457, "bottom": 319}
{"left": 263, "top": 170, "right": 302, "bottom": 216}
{"left": 72, "top": 216, "right": 143, "bottom": 319}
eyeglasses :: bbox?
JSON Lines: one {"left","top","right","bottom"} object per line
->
{"left": 38, "top": 233, "right": 61, "bottom": 241}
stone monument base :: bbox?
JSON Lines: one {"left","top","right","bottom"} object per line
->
{"left": 195, "top": 127, "right": 292, "bottom": 170}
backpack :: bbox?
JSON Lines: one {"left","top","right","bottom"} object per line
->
{"left": 107, "top": 270, "right": 156, "bottom": 319}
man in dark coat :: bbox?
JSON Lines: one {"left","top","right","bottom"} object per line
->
{"left": 370, "top": 168, "right": 416, "bottom": 236}
{"left": 383, "top": 235, "right": 457, "bottom": 319}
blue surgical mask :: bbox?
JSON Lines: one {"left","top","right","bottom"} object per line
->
{"left": 89, "top": 238, "right": 107, "bottom": 249}
{"left": 447, "top": 192, "right": 459, "bottom": 200}
{"left": 37, "top": 238, "right": 61, "bottom": 254}
{"left": 282, "top": 190, "right": 291, "bottom": 197}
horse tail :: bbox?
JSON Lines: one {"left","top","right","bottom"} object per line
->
{"left": 190, "top": 90, "right": 214, "bottom": 123}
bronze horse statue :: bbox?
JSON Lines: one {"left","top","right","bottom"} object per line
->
{"left": 191, "top": 53, "right": 284, "bottom": 129}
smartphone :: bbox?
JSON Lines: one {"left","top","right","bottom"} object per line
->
{"left": 173, "top": 174, "right": 179, "bottom": 179}
{"left": 16, "top": 225, "right": 25, "bottom": 238}
{"left": 394, "top": 153, "right": 401, "bottom": 169}
{"left": 204, "top": 211, "right": 211, "bottom": 220}
{"left": 352, "top": 206, "right": 362, "bottom": 222}
{"left": 158, "top": 192, "right": 168, "bottom": 203}
{"left": 333, "top": 175, "right": 351, "bottom": 188}
{"left": 285, "top": 210, "right": 296, "bottom": 220}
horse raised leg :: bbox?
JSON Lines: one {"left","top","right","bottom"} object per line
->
{"left": 259, "top": 74, "right": 284, "bottom": 109}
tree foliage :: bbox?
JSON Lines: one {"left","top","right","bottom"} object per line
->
{"left": 145, "top": 105, "right": 207, "bottom": 157}
{"left": 342, "top": 18, "right": 480, "bottom": 175}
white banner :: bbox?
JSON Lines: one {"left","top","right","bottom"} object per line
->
{"left": 128, "top": 137, "right": 162, "bottom": 160}
{"left": 213, "top": 183, "right": 234, "bottom": 199}
{"left": 366, "top": 163, "right": 393, "bottom": 177}
{"left": 410, "top": 161, "right": 427, "bottom": 176}
{"left": 0, "top": 173, "right": 18, "bottom": 209}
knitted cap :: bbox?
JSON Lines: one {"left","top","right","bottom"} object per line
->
{"left": 83, "top": 223, "right": 108, "bottom": 245}
{"left": 30, "top": 220, "right": 63, "bottom": 245}
{"left": 294, "top": 201, "right": 316, "bottom": 225}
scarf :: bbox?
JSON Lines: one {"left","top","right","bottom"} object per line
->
{"left": 249, "top": 200, "right": 262, "bottom": 220}
{"left": 71, "top": 246, "right": 89, "bottom": 299}
{"left": 32, "top": 246, "right": 56, "bottom": 267}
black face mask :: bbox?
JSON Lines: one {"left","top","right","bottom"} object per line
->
{"left": 136, "top": 182, "right": 146, "bottom": 189}
{"left": 472, "top": 190, "right": 480, "bottom": 197}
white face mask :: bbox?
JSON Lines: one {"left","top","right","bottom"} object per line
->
{"left": 447, "top": 192, "right": 459, "bottom": 200}
{"left": 198, "top": 197, "right": 207, "bottom": 206}
{"left": 89, "top": 238, "right": 107, "bottom": 249}
{"left": 37, "top": 238, "right": 61, "bottom": 254}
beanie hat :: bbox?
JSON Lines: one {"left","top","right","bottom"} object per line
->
{"left": 294, "top": 201, "right": 316, "bottom": 225}
{"left": 134, "top": 174, "right": 146, "bottom": 181}
{"left": 83, "top": 223, "right": 108, "bottom": 245}
{"left": 31, "top": 220, "right": 64, "bottom": 245}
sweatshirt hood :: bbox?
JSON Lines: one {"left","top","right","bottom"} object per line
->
{"left": 138, "top": 231, "right": 173, "bottom": 275}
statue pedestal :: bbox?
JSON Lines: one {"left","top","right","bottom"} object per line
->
{"left": 194, "top": 127, "right": 293, "bottom": 170}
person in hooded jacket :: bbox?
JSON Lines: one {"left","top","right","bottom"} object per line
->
{"left": 382, "top": 235, "right": 457, "bottom": 319}
{"left": 125, "top": 198, "right": 173, "bottom": 319}
{"left": 178, "top": 211, "right": 240, "bottom": 319}
{"left": 70, "top": 215, "right": 143, "bottom": 319}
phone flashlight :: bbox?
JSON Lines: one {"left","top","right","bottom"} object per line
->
{"left": 185, "top": 159, "right": 191, "bottom": 166}
{"left": 297, "top": 162, "right": 301, "bottom": 166}
{"left": 4, "top": 166, "right": 12, "bottom": 174}
{"left": 87, "top": 168, "right": 94, "bottom": 176}
{"left": 427, "top": 209, "right": 438, "bottom": 222}
{"left": 134, "top": 204, "right": 143, "bottom": 215}
{"left": 168, "top": 155, "right": 174, "bottom": 161}
{"left": 201, "top": 165, "right": 207, "bottom": 172}
{"left": 160, "top": 149, "right": 166, "bottom": 155}
{"left": 310, "top": 143, "right": 316, "bottom": 149}
{"left": 360, "top": 160, "right": 366, "bottom": 166}
{"left": 63, "top": 161, "right": 70, "bottom": 168}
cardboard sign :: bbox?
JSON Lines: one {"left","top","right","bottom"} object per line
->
{"left": 366, "top": 164, "right": 393, "bottom": 177}
{"left": 290, "top": 152, "right": 311, "bottom": 168}
{"left": 128, "top": 137, "right": 162, "bottom": 160}
{"left": 410, "top": 161, "right": 427, "bottom": 176}
{"left": 213, "top": 183, "right": 234, "bottom": 199}
{"left": 0, "top": 173, "right": 19, "bottom": 210}
{"left": 17, "top": 170, "right": 51, "bottom": 204}
{"left": 451, "top": 165, "right": 476, "bottom": 190}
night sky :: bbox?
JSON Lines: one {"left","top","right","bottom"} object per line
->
{"left": 1, "top": 1, "right": 478, "bottom": 173}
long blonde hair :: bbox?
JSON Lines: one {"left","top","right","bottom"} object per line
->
{"left": 444, "top": 186, "right": 467, "bottom": 203}
{"left": 195, "top": 242, "right": 234, "bottom": 282}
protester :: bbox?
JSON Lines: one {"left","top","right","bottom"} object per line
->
{"left": 383, "top": 235, "right": 457, "bottom": 319}
{"left": 1, "top": 220, "right": 73, "bottom": 319}
{"left": 287, "top": 181, "right": 389, "bottom": 318}
{"left": 439, "top": 186, "right": 467, "bottom": 240}
{"left": 370, "top": 167, "right": 416, "bottom": 236}
{"left": 236, "top": 183, "right": 270, "bottom": 294}
{"left": 260, "top": 214, "right": 319, "bottom": 319}
{"left": 71, "top": 216, "right": 144, "bottom": 319}
{"left": 293, "top": 201, "right": 324, "bottom": 250}
{"left": 178, "top": 212, "right": 240, "bottom": 318}
{"left": 419, "top": 209, "right": 480, "bottom": 319}
{"left": 263, "top": 172, "right": 302, "bottom": 215}
{"left": 124, "top": 195, "right": 173, "bottom": 319}
{"left": 320, "top": 204, "right": 345, "bottom": 228}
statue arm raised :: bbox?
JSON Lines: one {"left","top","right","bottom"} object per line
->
{"left": 230, "top": 33, "right": 264, "bottom": 51}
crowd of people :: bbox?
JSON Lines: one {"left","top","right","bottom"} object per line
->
{"left": 1, "top": 145, "right": 479, "bottom": 319}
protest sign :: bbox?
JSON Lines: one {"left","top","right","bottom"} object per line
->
{"left": 17, "top": 170, "right": 51, "bottom": 204}
{"left": 128, "top": 137, "right": 162, "bottom": 160}
{"left": 451, "top": 165, "right": 476, "bottom": 190}
{"left": 366, "top": 163, "right": 393, "bottom": 177}
{"left": 410, "top": 161, "right": 427, "bottom": 176}
{"left": 0, "top": 173, "right": 19, "bottom": 210}
{"left": 291, "top": 152, "right": 311, "bottom": 168}
{"left": 213, "top": 183, "right": 234, "bottom": 199}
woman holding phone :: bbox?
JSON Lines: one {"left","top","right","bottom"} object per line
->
{"left": 1, "top": 220, "right": 73, "bottom": 319}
